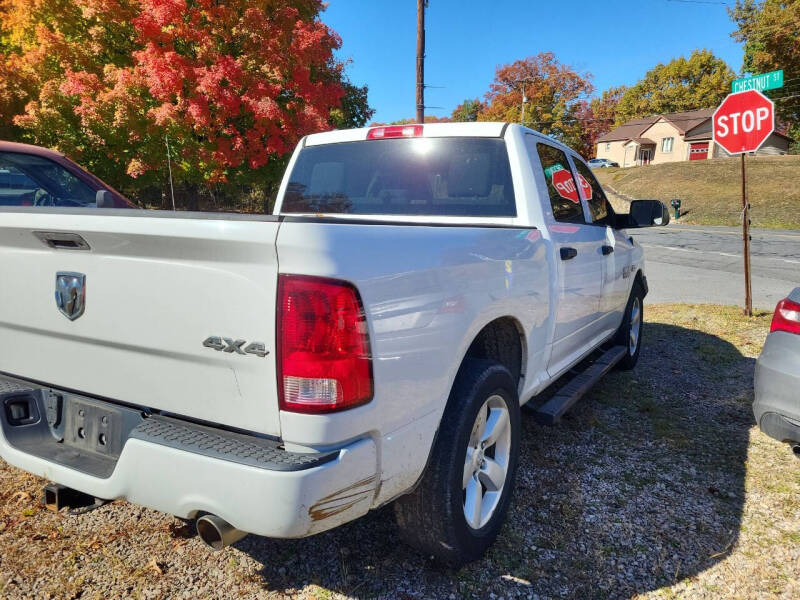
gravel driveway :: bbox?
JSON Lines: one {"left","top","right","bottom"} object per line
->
{"left": 1, "top": 304, "right": 798, "bottom": 600}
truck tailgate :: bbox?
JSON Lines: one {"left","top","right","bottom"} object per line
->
{"left": 0, "top": 211, "right": 281, "bottom": 436}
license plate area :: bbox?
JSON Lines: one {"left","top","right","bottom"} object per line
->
{"left": 63, "top": 397, "right": 124, "bottom": 458}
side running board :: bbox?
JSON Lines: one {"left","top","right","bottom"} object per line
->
{"left": 533, "top": 345, "right": 628, "bottom": 426}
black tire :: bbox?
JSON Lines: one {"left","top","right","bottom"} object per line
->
{"left": 393, "top": 359, "right": 521, "bottom": 567}
{"left": 614, "top": 280, "right": 644, "bottom": 370}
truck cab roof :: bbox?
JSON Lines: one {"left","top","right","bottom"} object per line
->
{"left": 304, "top": 122, "right": 579, "bottom": 160}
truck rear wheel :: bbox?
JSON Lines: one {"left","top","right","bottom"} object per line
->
{"left": 615, "top": 281, "right": 644, "bottom": 370}
{"left": 393, "top": 359, "right": 520, "bottom": 567}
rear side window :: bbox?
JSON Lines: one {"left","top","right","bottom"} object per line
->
{"left": 0, "top": 152, "right": 97, "bottom": 207}
{"left": 282, "top": 137, "right": 517, "bottom": 217}
{"left": 573, "top": 159, "right": 610, "bottom": 224}
{"left": 535, "top": 144, "right": 584, "bottom": 223}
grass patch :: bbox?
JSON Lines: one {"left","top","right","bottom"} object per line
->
{"left": 594, "top": 156, "right": 800, "bottom": 229}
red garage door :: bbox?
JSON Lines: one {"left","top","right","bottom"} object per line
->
{"left": 690, "top": 142, "right": 709, "bottom": 161}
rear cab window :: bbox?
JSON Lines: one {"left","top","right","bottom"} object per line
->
{"left": 281, "top": 137, "right": 517, "bottom": 217}
{"left": 534, "top": 143, "right": 584, "bottom": 224}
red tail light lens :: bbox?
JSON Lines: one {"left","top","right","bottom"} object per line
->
{"left": 277, "top": 275, "right": 373, "bottom": 413}
{"left": 367, "top": 125, "right": 423, "bottom": 140}
{"left": 771, "top": 298, "right": 800, "bottom": 335}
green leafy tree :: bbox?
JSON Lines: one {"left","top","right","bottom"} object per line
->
{"left": 615, "top": 50, "right": 735, "bottom": 124}
{"left": 330, "top": 82, "right": 375, "bottom": 129}
{"left": 451, "top": 98, "right": 485, "bottom": 122}
{"left": 385, "top": 115, "right": 451, "bottom": 125}
{"left": 570, "top": 85, "right": 628, "bottom": 157}
{"left": 730, "top": 0, "right": 800, "bottom": 144}
{"left": 592, "top": 85, "right": 626, "bottom": 125}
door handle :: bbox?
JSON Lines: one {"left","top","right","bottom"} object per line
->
{"left": 601, "top": 245, "right": 614, "bottom": 255}
{"left": 560, "top": 247, "right": 578, "bottom": 261}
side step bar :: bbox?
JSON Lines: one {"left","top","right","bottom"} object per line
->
{"left": 533, "top": 345, "right": 628, "bottom": 425}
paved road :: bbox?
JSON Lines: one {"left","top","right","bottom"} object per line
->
{"left": 630, "top": 224, "right": 800, "bottom": 309}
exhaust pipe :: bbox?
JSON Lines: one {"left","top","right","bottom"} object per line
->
{"left": 196, "top": 514, "right": 247, "bottom": 550}
{"left": 792, "top": 444, "right": 800, "bottom": 459}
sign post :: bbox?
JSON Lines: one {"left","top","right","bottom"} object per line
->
{"left": 712, "top": 89, "right": 775, "bottom": 316}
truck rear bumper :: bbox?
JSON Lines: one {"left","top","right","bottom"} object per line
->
{"left": 0, "top": 376, "right": 377, "bottom": 538}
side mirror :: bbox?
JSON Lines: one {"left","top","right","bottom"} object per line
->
{"left": 95, "top": 189, "right": 113, "bottom": 208}
{"left": 627, "top": 199, "right": 670, "bottom": 228}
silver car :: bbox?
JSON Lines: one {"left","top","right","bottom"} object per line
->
{"left": 754, "top": 287, "right": 800, "bottom": 456}
{"left": 588, "top": 158, "right": 619, "bottom": 169}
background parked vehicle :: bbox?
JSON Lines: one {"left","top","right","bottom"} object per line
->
{"left": 754, "top": 287, "right": 800, "bottom": 456}
{"left": 0, "top": 141, "right": 133, "bottom": 209}
{"left": 589, "top": 158, "right": 620, "bottom": 169}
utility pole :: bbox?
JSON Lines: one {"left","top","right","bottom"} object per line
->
{"left": 521, "top": 85, "right": 527, "bottom": 126}
{"left": 518, "top": 78, "right": 532, "bottom": 127}
{"left": 165, "top": 134, "right": 176, "bottom": 211}
{"left": 416, "top": 0, "right": 425, "bottom": 124}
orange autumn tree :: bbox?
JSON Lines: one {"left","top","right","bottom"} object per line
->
{"left": 0, "top": 0, "right": 359, "bottom": 200}
{"left": 478, "top": 52, "right": 594, "bottom": 153}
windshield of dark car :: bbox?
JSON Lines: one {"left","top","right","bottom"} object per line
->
{"left": 282, "top": 137, "right": 517, "bottom": 217}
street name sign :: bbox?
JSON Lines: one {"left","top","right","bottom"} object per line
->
{"left": 732, "top": 70, "right": 783, "bottom": 93}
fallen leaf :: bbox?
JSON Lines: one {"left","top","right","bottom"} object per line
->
{"left": 172, "top": 538, "right": 189, "bottom": 552}
{"left": 169, "top": 521, "right": 193, "bottom": 538}
{"left": 147, "top": 558, "right": 163, "bottom": 575}
{"left": 87, "top": 538, "right": 102, "bottom": 550}
{"left": 10, "top": 491, "right": 32, "bottom": 505}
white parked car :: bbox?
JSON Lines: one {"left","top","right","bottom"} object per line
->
{"left": 0, "top": 123, "right": 667, "bottom": 565}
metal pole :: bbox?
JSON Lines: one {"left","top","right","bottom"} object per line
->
{"left": 521, "top": 85, "right": 526, "bottom": 126}
{"left": 742, "top": 152, "right": 752, "bottom": 316}
{"left": 416, "top": 0, "right": 425, "bottom": 124}
{"left": 165, "top": 134, "right": 176, "bottom": 212}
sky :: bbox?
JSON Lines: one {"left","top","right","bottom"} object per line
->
{"left": 323, "top": 0, "right": 745, "bottom": 124}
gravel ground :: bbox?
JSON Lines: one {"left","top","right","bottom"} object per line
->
{"left": 1, "top": 304, "right": 798, "bottom": 600}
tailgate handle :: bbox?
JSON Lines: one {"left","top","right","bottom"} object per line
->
{"left": 33, "top": 231, "right": 91, "bottom": 251}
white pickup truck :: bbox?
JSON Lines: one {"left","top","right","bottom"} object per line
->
{"left": 0, "top": 123, "right": 668, "bottom": 565}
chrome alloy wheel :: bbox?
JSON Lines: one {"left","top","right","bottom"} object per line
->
{"left": 462, "top": 394, "right": 512, "bottom": 530}
{"left": 629, "top": 296, "right": 641, "bottom": 356}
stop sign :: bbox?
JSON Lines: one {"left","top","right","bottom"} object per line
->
{"left": 551, "top": 168, "right": 579, "bottom": 203}
{"left": 551, "top": 169, "right": 592, "bottom": 204}
{"left": 713, "top": 90, "right": 774, "bottom": 155}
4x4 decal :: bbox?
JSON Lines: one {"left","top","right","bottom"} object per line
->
{"left": 202, "top": 336, "right": 269, "bottom": 357}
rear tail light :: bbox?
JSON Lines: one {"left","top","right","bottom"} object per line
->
{"left": 367, "top": 125, "right": 423, "bottom": 140}
{"left": 770, "top": 298, "right": 800, "bottom": 335}
{"left": 277, "top": 275, "right": 373, "bottom": 413}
